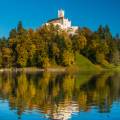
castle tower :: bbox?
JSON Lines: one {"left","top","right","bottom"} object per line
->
{"left": 58, "top": 9, "right": 65, "bottom": 18}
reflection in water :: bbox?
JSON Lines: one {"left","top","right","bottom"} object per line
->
{"left": 0, "top": 71, "right": 120, "bottom": 120}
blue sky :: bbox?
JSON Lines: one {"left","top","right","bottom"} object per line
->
{"left": 0, "top": 0, "right": 120, "bottom": 37}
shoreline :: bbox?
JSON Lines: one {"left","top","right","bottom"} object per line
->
{"left": 0, "top": 65, "right": 119, "bottom": 73}
{"left": 0, "top": 67, "right": 67, "bottom": 73}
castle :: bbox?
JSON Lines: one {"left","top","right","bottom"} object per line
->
{"left": 46, "top": 9, "right": 78, "bottom": 34}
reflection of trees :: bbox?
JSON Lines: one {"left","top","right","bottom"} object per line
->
{"left": 0, "top": 71, "right": 120, "bottom": 119}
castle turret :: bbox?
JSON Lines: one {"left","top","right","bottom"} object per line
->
{"left": 58, "top": 9, "right": 65, "bottom": 18}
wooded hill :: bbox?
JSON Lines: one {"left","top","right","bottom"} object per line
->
{"left": 0, "top": 21, "right": 120, "bottom": 69}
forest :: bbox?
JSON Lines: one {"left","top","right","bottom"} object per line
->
{"left": 0, "top": 21, "right": 120, "bottom": 68}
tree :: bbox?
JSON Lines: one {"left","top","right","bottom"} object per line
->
{"left": 16, "top": 44, "right": 28, "bottom": 67}
{"left": 72, "top": 30, "right": 87, "bottom": 53}
{"left": 62, "top": 50, "right": 75, "bottom": 66}
{"left": 17, "top": 21, "right": 25, "bottom": 34}
{"left": 1, "top": 47, "right": 12, "bottom": 67}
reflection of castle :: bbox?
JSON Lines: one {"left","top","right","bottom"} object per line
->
{"left": 51, "top": 101, "right": 79, "bottom": 120}
{"left": 46, "top": 9, "right": 78, "bottom": 34}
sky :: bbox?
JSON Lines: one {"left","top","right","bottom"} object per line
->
{"left": 0, "top": 0, "right": 120, "bottom": 37}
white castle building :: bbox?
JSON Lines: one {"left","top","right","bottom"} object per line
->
{"left": 46, "top": 9, "right": 78, "bottom": 34}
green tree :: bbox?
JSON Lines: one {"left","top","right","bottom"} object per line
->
{"left": 62, "top": 50, "right": 75, "bottom": 66}
{"left": 1, "top": 47, "right": 12, "bottom": 67}
{"left": 72, "top": 30, "right": 87, "bottom": 53}
{"left": 16, "top": 44, "right": 28, "bottom": 67}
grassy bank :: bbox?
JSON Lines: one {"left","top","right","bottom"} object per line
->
{"left": 66, "top": 52, "right": 102, "bottom": 73}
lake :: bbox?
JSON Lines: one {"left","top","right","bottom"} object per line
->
{"left": 0, "top": 71, "right": 120, "bottom": 120}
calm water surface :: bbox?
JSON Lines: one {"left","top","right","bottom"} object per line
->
{"left": 0, "top": 71, "right": 120, "bottom": 120}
